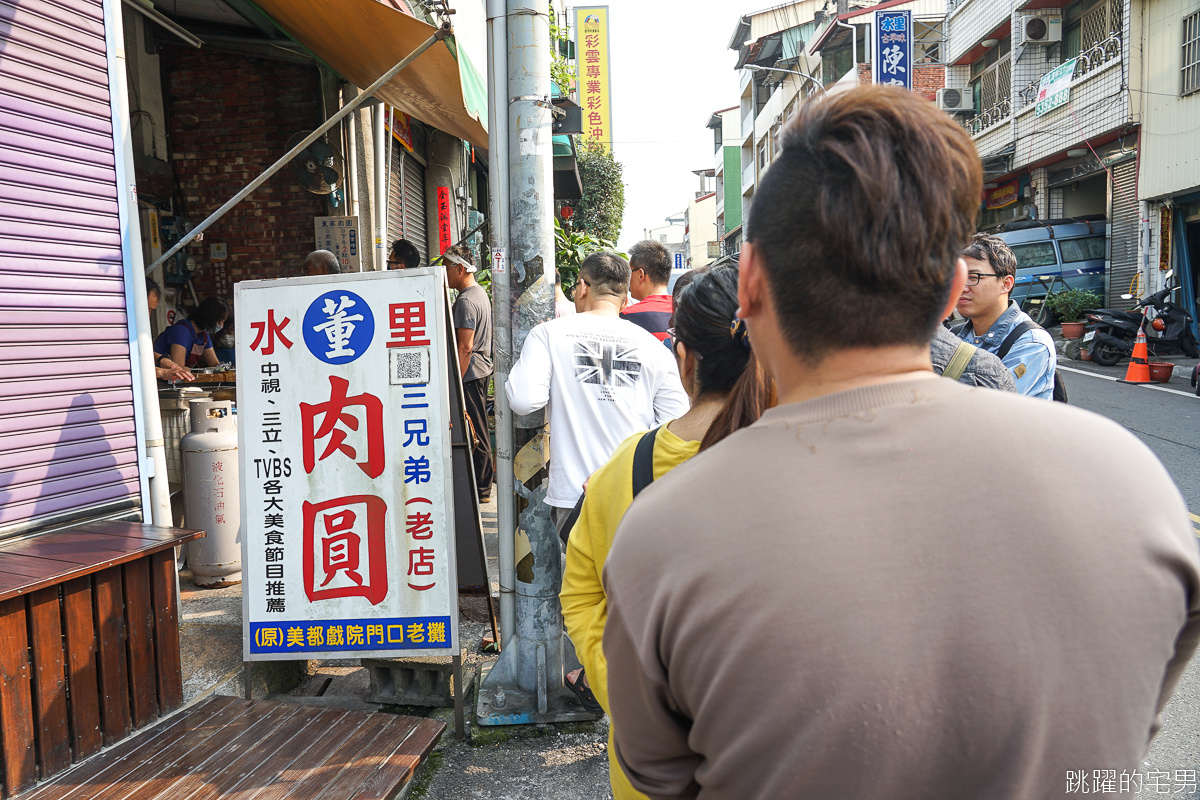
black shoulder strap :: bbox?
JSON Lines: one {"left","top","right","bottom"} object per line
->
{"left": 997, "top": 320, "right": 1039, "bottom": 360}
{"left": 631, "top": 426, "right": 661, "bottom": 498}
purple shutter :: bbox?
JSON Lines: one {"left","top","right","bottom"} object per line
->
{"left": 0, "top": 0, "right": 142, "bottom": 536}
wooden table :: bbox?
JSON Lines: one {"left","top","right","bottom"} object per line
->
{"left": 16, "top": 696, "right": 444, "bottom": 800}
{"left": 0, "top": 522, "right": 203, "bottom": 797}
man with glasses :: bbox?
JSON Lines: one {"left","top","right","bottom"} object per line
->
{"left": 506, "top": 252, "right": 688, "bottom": 537}
{"left": 954, "top": 233, "right": 1057, "bottom": 399}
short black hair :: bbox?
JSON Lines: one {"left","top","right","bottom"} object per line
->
{"left": 628, "top": 240, "right": 672, "bottom": 286}
{"left": 962, "top": 233, "right": 1018, "bottom": 283}
{"left": 578, "top": 252, "right": 630, "bottom": 299}
{"left": 391, "top": 239, "right": 420, "bottom": 269}
{"left": 747, "top": 86, "right": 982, "bottom": 361}
{"left": 188, "top": 296, "right": 230, "bottom": 331}
{"left": 145, "top": 278, "right": 161, "bottom": 300}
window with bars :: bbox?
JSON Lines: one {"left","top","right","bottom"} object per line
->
{"left": 1184, "top": 11, "right": 1200, "bottom": 96}
{"left": 970, "top": 41, "right": 1011, "bottom": 115}
{"left": 1064, "top": 0, "right": 1122, "bottom": 60}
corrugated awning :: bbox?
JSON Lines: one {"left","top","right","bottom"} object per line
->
{"left": 251, "top": 0, "right": 487, "bottom": 149}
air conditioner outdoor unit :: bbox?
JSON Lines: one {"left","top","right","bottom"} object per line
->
{"left": 1024, "top": 15, "right": 1062, "bottom": 44}
{"left": 937, "top": 88, "right": 971, "bottom": 113}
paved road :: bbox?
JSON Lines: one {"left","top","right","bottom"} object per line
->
{"left": 1059, "top": 359, "right": 1200, "bottom": 790}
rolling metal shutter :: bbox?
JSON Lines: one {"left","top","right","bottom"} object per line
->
{"left": 387, "top": 142, "right": 428, "bottom": 266}
{"left": 0, "top": 0, "right": 142, "bottom": 537}
{"left": 1107, "top": 159, "right": 1139, "bottom": 309}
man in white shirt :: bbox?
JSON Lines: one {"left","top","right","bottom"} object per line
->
{"left": 506, "top": 252, "right": 689, "bottom": 535}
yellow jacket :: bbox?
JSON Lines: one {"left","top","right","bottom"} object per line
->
{"left": 560, "top": 424, "right": 700, "bottom": 800}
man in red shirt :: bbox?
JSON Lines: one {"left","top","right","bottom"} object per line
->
{"left": 620, "top": 239, "right": 674, "bottom": 348}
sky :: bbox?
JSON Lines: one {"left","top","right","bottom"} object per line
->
{"left": 572, "top": 0, "right": 776, "bottom": 251}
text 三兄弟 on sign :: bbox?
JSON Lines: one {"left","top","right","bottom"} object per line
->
{"left": 236, "top": 268, "right": 459, "bottom": 661}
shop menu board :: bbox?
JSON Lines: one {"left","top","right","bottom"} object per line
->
{"left": 235, "top": 269, "right": 459, "bottom": 660}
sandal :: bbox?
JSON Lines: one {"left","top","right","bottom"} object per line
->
{"left": 565, "top": 669, "right": 602, "bottom": 713}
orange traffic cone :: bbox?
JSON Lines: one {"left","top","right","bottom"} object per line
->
{"left": 1122, "top": 321, "right": 1152, "bottom": 383}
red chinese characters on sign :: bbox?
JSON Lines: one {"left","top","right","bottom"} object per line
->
{"left": 387, "top": 302, "right": 431, "bottom": 348}
{"left": 405, "top": 497, "right": 436, "bottom": 591}
{"left": 303, "top": 496, "right": 388, "bottom": 605}
{"left": 250, "top": 310, "right": 294, "bottom": 355}
{"left": 300, "top": 376, "right": 385, "bottom": 478}
{"left": 436, "top": 186, "right": 452, "bottom": 254}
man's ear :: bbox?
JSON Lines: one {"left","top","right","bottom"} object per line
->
{"left": 738, "top": 242, "right": 765, "bottom": 321}
{"left": 940, "top": 258, "right": 969, "bottom": 320}
{"left": 1002, "top": 273, "right": 1016, "bottom": 295}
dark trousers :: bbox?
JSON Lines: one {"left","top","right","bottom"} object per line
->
{"left": 463, "top": 376, "right": 494, "bottom": 497}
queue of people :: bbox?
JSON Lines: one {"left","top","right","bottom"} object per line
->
{"left": 502, "top": 85, "right": 1200, "bottom": 800}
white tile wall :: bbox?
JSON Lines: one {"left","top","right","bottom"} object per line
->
{"left": 1013, "top": 61, "right": 1129, "bottom": 168}
{"left": 946, "top": 0, "right": 1011, "bottom": 64}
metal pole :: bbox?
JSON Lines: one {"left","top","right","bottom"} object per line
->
{"left": 146, "top": 23, "right": 451, "bottom": 273}
{"left": 477, "top": 0, "right": 594, "bottom": 727}
{"left": 106, "top": 0, "right": 172, "bottom": 529}
{"left": 374, "top": 103, "right": 388, "bottom": 271}
{"left": 485, "top": 0, "right": 515, "bottom": 648}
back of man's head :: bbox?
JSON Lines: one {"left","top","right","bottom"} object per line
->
{"left": 391, "top": 239, "right": 421, "bottom": 269}
{"left": 305, "top": 249, "right": 342, "bottom": 275}
{"left": 962, "top": 233, "right": 1018, "bottom": 286}
{"left": 579, "top": 252, "right": 631, "bottom": 300}
{"left": 747, "top": 86, "right": 981, "bottom": 362}
{"left": 628, "top": 240, "right": 672, "bottom": 288}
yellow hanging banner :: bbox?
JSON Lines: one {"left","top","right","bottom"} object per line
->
{"left": 574, "top": 6, "right": 613, "bottom": 151}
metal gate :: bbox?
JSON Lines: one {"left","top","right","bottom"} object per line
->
{"left": 387, "top": 143, "right": 429, "bottom": 266}
{"left": 1108, "top": 159, "right": 1139, "bottom": 309}
{"left": 0, "top": 0, "right": 142, "bottom": 537}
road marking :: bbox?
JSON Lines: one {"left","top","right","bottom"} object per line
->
{"left": 1192, "top": 513, "right": 1200, "bottom": 539}
{"left": 1057, "top": 365, "right": 1199, "bottom": 398}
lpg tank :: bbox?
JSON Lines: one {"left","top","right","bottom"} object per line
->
{"left": 181, "top": 399, "right": 242, "bottom": 587}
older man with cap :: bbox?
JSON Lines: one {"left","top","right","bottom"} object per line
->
{"left": 446, "top": 244, "right": 494, "bottom": 501}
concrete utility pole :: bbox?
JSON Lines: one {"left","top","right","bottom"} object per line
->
{"left": 477, "top": 0, "right": 596, "bottom": 725}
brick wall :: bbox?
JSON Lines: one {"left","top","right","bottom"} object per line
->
{"left": 161, "top": 46, "right": 326, "bottom": 301}
{"left": 854, "top": 63, "right": 945, "bottom": 101}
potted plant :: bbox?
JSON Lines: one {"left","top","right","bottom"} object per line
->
{"left": 1043, "top": 288, "right": 1103, "bottom": 339}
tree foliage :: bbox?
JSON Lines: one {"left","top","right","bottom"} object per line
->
{"left": 549, "top": 3, "right": 574, "bottom": 96}
{"left": 574, "top": 138, "right": 625, "bottom": 244}
{"left": 554, "top": 218, "right": 623, "bottom": 298}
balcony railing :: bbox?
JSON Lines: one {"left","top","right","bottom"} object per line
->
{"left": 1075, "top": 34, "right": 1122, "bottom": 76}
{"left": 961, "top": 98, "right": 1011, "bottom": 135}
{"left": 1014, "top": 34, "right": 1123, "bottom": 110}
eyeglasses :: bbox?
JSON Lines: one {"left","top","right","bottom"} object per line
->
{"left": 665, "top": 328, "right": 702, "bottom": 359}
{"left": 965, "top": 272, "right": 1001, "bottom": 286}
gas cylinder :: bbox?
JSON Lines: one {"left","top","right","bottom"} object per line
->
{"left": 181, "top": 399, "right": 242, "bottom": 587}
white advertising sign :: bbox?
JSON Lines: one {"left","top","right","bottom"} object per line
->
{"left": 1035, "top": 58, "right": 1077, "bottom": 117}
{"left": 236, "top": 269, "right": 458, "bottom": 660}
{"left": 314, "top": 215, "right": 361, "bottom": 272}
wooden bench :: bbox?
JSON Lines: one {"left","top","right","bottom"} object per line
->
{"left": 0, "top": 521, "right": 204, "bottom": 797}
{"left": 16, "top": 695, "right": 444, "bottom": 800}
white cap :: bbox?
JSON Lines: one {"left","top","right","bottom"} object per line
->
{"left": 444, "top": 252, "right": 476, "bottom": 272}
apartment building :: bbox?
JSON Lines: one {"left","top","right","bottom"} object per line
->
{"left": 706, "top": 106, "right": 743, "bottom": 256}
{"left": 683, "top": 170, "right": 719, "bottom": 270}
{"left": 941, "top": 0, "right": 1141, "bottom": 305}
{"left": 1137, "top": 0, "right": 1200, "bottom": 333}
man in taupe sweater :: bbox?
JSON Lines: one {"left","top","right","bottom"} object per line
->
{"left": 601, "top": 86, "right": 1200, "bottom": 800}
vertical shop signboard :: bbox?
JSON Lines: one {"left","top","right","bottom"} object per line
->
{"left": 314, "top": 216, "right": 361, "bottom": 272}
{"left": 436, "top": 187, "right": 453, "bottom": 255}
{"left": 873, "top": 9, "right": 912, "bottom": 89}
{"left": 574, "top": 6, "right": 613, "bottom": 150}
{"left": 236, "top": 269, "right": 459, "bottom": 661}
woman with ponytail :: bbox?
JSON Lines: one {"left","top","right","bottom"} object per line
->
{"left": 559, "top": 263, "right": 775, "bottom": 800}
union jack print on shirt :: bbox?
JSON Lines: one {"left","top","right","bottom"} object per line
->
{"left": 573, "top": 339, "right": 643, "bottom": 388}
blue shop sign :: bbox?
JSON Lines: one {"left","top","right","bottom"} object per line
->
{"left": 874, "top": 9, "right": 912, "bottom": 90}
